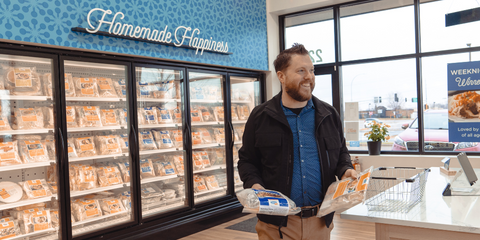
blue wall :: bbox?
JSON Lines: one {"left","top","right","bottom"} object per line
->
{"left": 0, "top": 0, "right": 268, "bottom": 70}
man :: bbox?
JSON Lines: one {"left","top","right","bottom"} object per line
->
{"left": 238, "top": 43, "right": 357, "bottom": 240}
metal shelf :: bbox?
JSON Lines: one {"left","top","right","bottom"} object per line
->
{"left": 72, "top": 211, "right": 128, "bottom": 227}
{"left": 190, "top": 99, "right": 223, "bottom": 103}
{"left": 0, "top": 196, "right": 55, "bottom": 211}
{"left": 138, "top": 98, "right": 180, "bottom": 103}
{"left": 141, "top": 174, "right": 179, "bottom": 184}
{"left": 139, "top": 123, "right": 181, "bottom": 129}
{"left": 66, "top": 97, "right": 127, "bottom": 102}
{"left": 68, "top": 126, "right": 124, "bottom": 132}
{"left": 194, "top": 187, "right": 226, "bottom": 197}
{"left": 192, "top": 122, "right": 223, "bottom": 126}
{"left": 192, "top": 143, "right": 221, "bottom": 149}
{"left": 8, "top": 228, "right": 56, "bottom": 240}
{"left": 0, "top": 128, "right": 53, "bottom": 136}
{"left": 139, "top": 148, "right": 183, "bottom": 156}
{"left": 69, "top": 153, "right": 126, "bottom": 163}
{"left": 0, "top": 160, "right": 55, "bottom": 172}
{"left": 0, "top": 95, "right": 52, "bottom": 101}
{"left": 70, "top": 184, "right": 129, "bottom": 198}
{"left": 232, "top": 120, "right": 247, "bottom": 125}
{"left": 192, "top": 165, "right": 224, "bottom": 174}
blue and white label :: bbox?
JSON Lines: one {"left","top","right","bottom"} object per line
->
{"left": 253, "top": 189, "right": 289, "bottom": 216}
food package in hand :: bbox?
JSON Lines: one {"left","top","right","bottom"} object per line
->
{"left": 317, "top": 166, "right": 373, "bottom": 218}
{"left": 237, "top": 189, "right": 301, "bottom": 216}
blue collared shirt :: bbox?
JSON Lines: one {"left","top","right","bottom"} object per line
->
{"left": 281, "top": 99, "right": 322, "bottom": 207}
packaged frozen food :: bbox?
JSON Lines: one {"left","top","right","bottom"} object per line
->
{"left": 72, "top": 199, "right": 102, "bottom": 221}
{"left": 213, "top": 148, "right": 225, "bottom": 165}
{"left": 42, "top": 107, "right": 54, "bottom": 128}
{"left": 119, "top": 191, "right": 132, "bottom": 210}
{"left": 141, "top": 184, "right": 164, "bottom": 204}
{"left": 163, "top": 189, "right": 176, "bottom": 199}
{"left": 114, "top": 79, "right": 127, "bottom": 98}
{"left": 172, "top": 155, "right": 184, "bottom": 173}
{"left": 95, "top": 135, "right": 122, "bottom": 155}
{"left": 65, "top": 106, "right": 78, "bottom": 128}
{"left": 0, "top": 220, "right": 21, "bottom": 239}
{"left": 213, "top": 128, "right": 225, "bottom": 144}
{"left": 204, "top": 175, "right": 220, "bottom": 190}
{"left": 97, "top": 77, "right": 118, "bottom": 98}
{"left": 152, "top": 130, "right": 174, "bottom": 149}
{"left": 46, "top": 165, "right": 57, "bottom": 183}
{"left": 192, "top": 152, "right": 204, "bottom": 170}
{"left": 205, "top": 86, "right": 220, "bottom": 100}
{"left": 0, "top": 140, "right": 21, "bottom": 166}
{"left": 22, "top": 209, "right": 52, "bottom": 233}
{"left": 74, "top": 77, "right": 99, "bottom": 97}
{"left": 0, "top": 113, "right": 12, "bottom": 131}
{"left": 14, "top": 107, "right": 44, "bottom": 130}
{"left": 139, "top": 130, "right": 157, "bottom": 150}
{"left": 199, "top": 151, "right": 211, "bottom": 168}
{"left": 198, "top": 128, "right": 213, "bottom": 144}
{"left": 9, "top": 208, "right": 45, "bottom": 219}
{"left": 43, "top": 73, "right": 53, "bottom": 97}
{"left": 20, "top": 179, "right": 52, "bottom": 199}
{"left": 76, "top": 164, "right": 98, "bottom": 190}
{"left": 74, "top": 136, "right": 97, "bottom": 157}
{"left": 137, "top": 82, "right": 156, "bottom": 98}
{"left": 170, "top": 106, "right": 182, "bottom": 123}
{"left": 213, "top": 106, "right": 224, "bottom": 122}
{"left": 140, "top": 107, "right": 158, "bottom": 125}
{"left": 4, "top": 67, "right": 43, "bottom": 96}
{"left": 238, "top": 105, "right": 250, "bottom": 120}
{"left": 117, "top": 161, "right": 131, "bottom": 183}
{"left": 154, "top": 81, "right": 174, "bottom": 99}
{"left": 191, "top": 131, "right": 202, "bottom": 145}
{"left": 67, "top": 138, "right": 78, "bottom": 158}
{"left": 170, "top": 130, "right": 183, "bottom": 148}
{"left": 157, "top": 106, "right": 173, "bottom": 123}
{"left": 64, "top": 73, "right": 76, "bottom": 97}
{"left": 96, "top": 164, "right": 123, "bottom": 187}
{"left": 44, "top": 136, "right": 55, "bottom": 160}
{"left": 0, "top": 217, "right": 14, "bottom": 223}
{"left": 237, "top": 189, "right": 301, "bottom": 216}
{"left": 117, "top": 108, "right": 128, "bottom": 126}
{"left": 191, "top": 108, "right": 203, "bottom": 122}
{"left": 198, "top": 106, "right": 215, "bottom": 122}
{"left": 193, "top": 175, "right": 207, "bottom": 193}
{"left": 139, "top": 159, "right": 155, "bottom": 178}
{"left": 238, "top": 90, "right": 251, "bottom": 101}
{"left": 154, "top": 160, "right": 177, "bottom": 176}
{"left": 99, "top": 198, "right": 126, "bottom": 215}
{"left": 231, "top": 105, "right": 239, "bottom": 121}
{"left": 19, "top": 140, "right": 49, "bottom": 163}
{"left": 0, "top": 181, "right": 23, "bottom": 203}
{"left": 119, "top": 134, "right": 129, "bottom": 153}
{"left": 317, "top": 167, "right": 373, "bottom": 218}
{"left": 77, "top": 106, "right": 102, "bottom": 127}
{"left": 100, "top": 109, "right": 119, "bottom": 126}
{"left": 47, "top": 182, "right": 57, "bottom": 194}
{"left": 190, "top": 86, "right": 204, "bottom": 100}
{"left": 50, "top": 209, "right": 59, "bottom": 228}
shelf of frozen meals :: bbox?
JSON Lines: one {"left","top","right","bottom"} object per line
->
{"left": 0, "top": 95, "right": 52, "bottom": 101}
{"left": 70, "top": 184, "right": 129, "bottom": 198}
{"left": 232, "top": 120, "right": 247, "bottom": 125}
{"left": 143, "top": 200, "right": 185, "bottom": 216}
{"left": 0, "top": 196, "right": 56, "bottom": 211}
{"left": 191, "top": 122, "right": 223, "bottom": 126}
{"left": 0, "top": 128, "right": 53, "bottom": 136}
{"left": 194, "top": 187, "right": 226, "bottom": 197}
{"left": 8, "top": 228, "right": 57, "bottom": 240}
{"left": 192, "top": 143, "right": 221, "bottom": 149}
{"left": 192, "top": 165, "right": 223, "bottom": 174}
{"left": 140, "top": 148, "right": 182, "bottom": 156}
{"left": 139, "top": 98, "right": 180, "bottom": 103}
{"left": 66, "top": 97, "right": 126, "bottom": 102}
{"left": 72, "top": 211, "right": 128, "bottom": 227}
{"left": 72, "top": 216, "right": 130, "bottom": 236}
{"left": 0, "top": 160, "right": 55, "bottom": 173}
{"left": 190, "top": 99, "right": 223, "bottom": 103}
{"left": 141, "top": 174, "right": 179, "bottom": 184}
{"left": 69, "top": 153, "right": 126, "bottom": 162}
{"left": 139, "top": 123, "right": 181, "bottom": 129}
{"left": 68, "top": 126, "right": 123, "bottom": 132}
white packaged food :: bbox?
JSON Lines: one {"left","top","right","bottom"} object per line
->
{"left": 137, "top": 82, "right": 156, "bottom": 98}
{"left": 152, "top": 130, "right": 174, "bottom": 149}
{"left": 96, "top": 164, "right": 123, "bottom": 187}
{"left": 198, "top": 106, "right": 215, "bottom": 122}
{"left": 140, "top": 107, "right": 158, "bottom": 125}
{"left": 72, "top": 199, "right": 102, "bottom": 221}
{"left": 14, "top": 107, "right": 44, "bottom": 130}
{"left": 114, "top": 79, "right": 127, "bottom": 98}
{"left": 0, "top": 220, "right": 21, "bottom": 239}
{"left": 237, "top": 189, "right": 301, "bottom": 216}
{"left": 69, "top": 165, "right": 78, "bottom": 191}
{"left": 190, "top": 87, "right": 204, "bottom": 100}
{"left": 193, "top": 175, "right": 207, "bottom": 193}
{"left": 233, "top": 145, "right": 239, "bottom": 163}
{"left": 198, "top": 128, "right": 213, "bottom": 144}
{"left": 119, "top": 134, "right": 129, "bottom": 153}
{"left": 19, "top": 140, "right": 49, "bottom": 163}
{"left": 74, "top": 136, "right": 97, "bottom": 157}
{"left": 154, "top": 81, "right": 174, "bottom": 99}
{"left": 157, "top": 106, "right": 173, "bottom": 123}
{"left": 119, "top": 191, "right": 131, "bottom": 211}
{"left": 20, "top": 179, "right": 52, "bottom": 199}
{"left": 213, "top": 148, "right": 225, "bottom": 165}
{"left": 317, "top": 167, "right": 373, "bottom": 218}
{"left": 99, "top": 198, "right": 126, "bottom": 215}
{"left": 4, "top": 67, "right": 43, "bottom": 96}
{"left": 191, "top": 130, "right": 202, "bottom": 145}
{"left": 74, "top": 77, "right": 99, "bottom": 97}
{"left": 190, "top": 108, "right": 203, "bottom": 122}
{"left": 44, "top": 136, "right": 55, "bottom": 160}
{"left": 231, "top": 105, "right": 239, "bottom": 121}
{"left": 0, "top": 181, "right": 23, "bottom": 203}
{"left": 213, "top": 106, "right": 224, "bottom": 122}
{"left": 163, "top": 189, "right": 176, "bottom": 199}
{"left": 64, "top": 73, "right": 76, "bottom": 97}
{"left": 192, "top": 152, "right": 204, "bottom": 170}
{"left": 204, "top": 175, "right": 220, "bottom": 190}
{"left": 67, "top": 138, "right": 78, "bottom": 158}
{"left": 76, "top": 164, "right": 98, "bottom": 191}
{"left": 77, "top": 106, "right": 102, "bottom": 127}
{"left": 42, "top": 107, "right": 54, "bottom": 128}
{"left": 213, "top": 128, "right": 225, "bottom": 144}
{"left": 0, "top": 112, "right": 12, "bottom": 131}
{"left": 100, "top": 109, "right": 119, "bottom": 126}
{"left": 117, "top": 108, "right": 128, "bottom": 126}
{"left": 139, "top": 159, "right": 155, "bottom": 178}
{"left": 198, "top": 151, "right": 211, "bottom": 168}
{"left": 95, "top": 135, "right": 122, "bottom": 155}
{"left": 139, "top": 130, "right": 157, "bottom": 150}
{"left": 44, "top": 73, "right": 53, "bottom": 97}
{"left": 172, "top": 155, "right": 184, "bottom": 173}
{"left": 153, "top": 160, "right": 177, "bottom": 176}
{"left": 47, "top": 182, "right": 57, "bottom": 194}
{"left": 170, "top": 130, "right": 183, "bottom": 148}
{"left": 170, "top": 106, "right": 182, "bottom": 123}
{"left": 234, "top": 126, "right": 245, "bottom": 142}
{"left": 22, "top": 209, "right": 52, "bottom": 233}
{"left": 97, "top": 77, "right": 118, "bottom": 98}
{"left": 117, "top": 161, "right": 131, "bottom": 182}
{"left": 65, "top": 106, "right": 78, "bottom": 128}
{"left": 205, "top": 86, "right": 221, "bottom": 100}
{"left": 140, "top": 183, "right": 164, "bottom": 200}
{"left": 0, "top": 140, "right": 21, "bottom": 166}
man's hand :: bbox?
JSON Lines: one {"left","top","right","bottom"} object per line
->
{"left": 252, "top": 183, "right": 265, "bottom": 190}
{"left": 341, "top": 169, "right": 358, "bottom": 180}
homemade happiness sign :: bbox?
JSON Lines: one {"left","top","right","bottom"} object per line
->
{"left": 448, "top": 60, "right": 480, "bottom": 142}
{"left": 72, "top": 8, "right": 231, "bottom": 55}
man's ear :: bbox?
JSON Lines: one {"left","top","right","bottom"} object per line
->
{"left": 277, "top": 71, "right": 285, "bottom": 85}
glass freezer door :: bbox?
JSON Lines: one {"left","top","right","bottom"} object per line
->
{"left": 230, "top": 76, "right": 261, "bottom": 193}
{"left": 0, "top": 53, "right": 60, "bottom": 239}
{"left": 135, "top": 66, "right": 187, "bottom": 218}
{"left": 189, "top": 72, "right": 228, "bottom": 204}
{"left": 63, "top": 60, "right": 134, "bottom": 237}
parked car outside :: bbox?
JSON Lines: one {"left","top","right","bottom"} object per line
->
{"left": 391, "top": 109, "right": 480, "bottom": 151}
{"left": 364, "top": 118, "right": 383, "bottom": 128}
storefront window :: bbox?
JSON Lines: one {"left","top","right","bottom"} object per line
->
{"left": 340, "top": 0, "right": 415, "bottom": 61}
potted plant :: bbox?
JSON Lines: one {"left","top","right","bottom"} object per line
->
{"left": 364, "top": 120, "right": 390, "bottom": 155}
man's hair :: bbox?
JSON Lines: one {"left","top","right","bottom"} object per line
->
{"left": 273, "top": 43, "right": 309, "bottom": 73}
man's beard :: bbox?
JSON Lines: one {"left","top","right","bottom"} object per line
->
{"left": 285, "top": 80, "right": 314, "bottom": 102}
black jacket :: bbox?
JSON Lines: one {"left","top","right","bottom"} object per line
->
{"left": 237, "top": 92, "right": 353, "bottom": 228}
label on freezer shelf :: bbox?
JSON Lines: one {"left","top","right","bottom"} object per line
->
{"left": 14, "top": 68, "right": 33, "bottom": 88}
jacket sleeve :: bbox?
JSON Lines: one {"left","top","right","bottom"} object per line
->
{"left": 237, "top": 108, "right": 265, "bottom": 189}
{"left": 333, "top": 110, "right": 353, "bottom": 178}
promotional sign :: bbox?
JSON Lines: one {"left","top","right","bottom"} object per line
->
{"left": 448, "top": 60, "right": 480, "bottom": 141}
